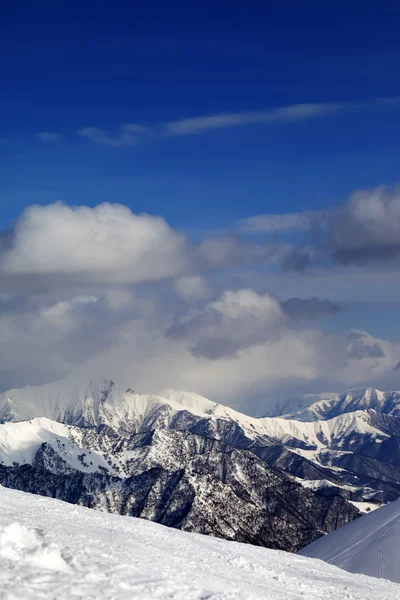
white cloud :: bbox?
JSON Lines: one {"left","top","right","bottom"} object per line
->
{"left": 2, "top": 195, "right": 400, "bottom": 412}
{"left": 0, "top": 277, "right": 399, "bottom": 413}
{"left": 173, "top": 276, "right": 210, "bottom": 302}
{"left": 0, "top": 202, "right": 190, "bottom": 284}
{"left": 163, "top": 102, "right": 342, "bottom": 136}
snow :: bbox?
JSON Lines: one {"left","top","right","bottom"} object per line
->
{"left": 0, "top": 485, "right": 398, "bottom": 600}
{"left": 283, "top": 387, "right": 400, "bottom": 421}
{"left": 0, "top": 418, "right": 70, "bottom": 466}
{"left": 0, "top": 417, "right": 125, "bottom": 475}
{"left": 299, "top": 498, "right": 400, "bottom": 584}
{"left": 349, "top": 501, "right": 381, "bottom": 514}
{"left": 0, "top": 378, "right": 392, "bottom": 455}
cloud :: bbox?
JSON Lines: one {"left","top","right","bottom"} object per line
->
{"left": 77, "top": 124, "right": 150, "bottom": 146}
{"left": 163, "top": 97, "right": 400, "bottom": 137}
{"left": 345, "top": 330, "right": 385, "bottom": 360}
{"left": 0, "top": 202, "right": 190, "bottom": 284}
{"left": 75, "top": 97, "right": 400, "bottom": 146}
{"left": 330, "top": 184, "right": 400, "bottom": 265}
{"left": 238, "top": 210, "right": 326, "bottom": 234}
{"left": 173, "top": 276, "right": 210, "bottom": 302}
{"left": 2, "top": 199, "right": 400, "bottom": 412}
{"left": 163, "top": 102, "right": 343, "bottom": 136}
{"left": 242, "top": 184, "right": 400, "bottom": 270}
{"left": 37, "top": 132, "right": 61, "bottom": 142}
{"left": 196, "top": 234, "right": 280, "bottom": 270}
{"left": 281, "top": 297, "right": 343, "bottom": 320}
{"left": 0, "top": 203, "right": 287, "bottom": 292}
{"left": 0, "top": 272, "right": 399, "bottom": 414}
{"left": 167, "top": 289, "right": 291, "bottom": 359}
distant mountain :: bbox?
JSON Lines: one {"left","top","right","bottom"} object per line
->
{"left": 281, "top": 388, "right": 400, "bottom": 421}
{"left": 299, "top": 497, "right": 400, "bottom": 584}
{"left": 0, "top": 379, "right": 400, "bottom": 551}
{"left": 0, "top": 377, "right": 360, "bottom": 552}
{"left": 262, "top": 392, "right": 338, "bottom": 418}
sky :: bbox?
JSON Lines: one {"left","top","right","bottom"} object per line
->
{"left": 1, "top": 1, "right": 400, "bottom": 413}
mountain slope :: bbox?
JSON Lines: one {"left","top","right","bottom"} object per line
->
{"left": 0, "top": 485, "right": 398, "bottom": 600}
{"left": 1, "top": 378, "right": 400, "bottom": 550}
{"left": 0, "top": 416, "right": 357, "bottom": 552}
{"left": 282, "top": 388, "right": 400, "bottom": 421}
{"left": 299, "top": 497, "right": 400, "bottom": 584}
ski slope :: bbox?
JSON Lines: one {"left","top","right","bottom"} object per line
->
{"left": 299, "top": 498, "right": 400, "bottom": 584}
{"left": 0, "top": 486, "right": 398, "bottom": 599}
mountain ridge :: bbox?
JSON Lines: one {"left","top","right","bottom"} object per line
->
{"left": 0, "top": 377, "right": 400, "bottom": 551}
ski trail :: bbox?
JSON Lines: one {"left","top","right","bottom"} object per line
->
{"left": 378, "top": 549, "right": 385, "bottom": 579}
{"left": 337, "top": 516, "right": 400, "bottom": 577}
{"left": 328, "top": 514, "right": 400, "bottom": 566}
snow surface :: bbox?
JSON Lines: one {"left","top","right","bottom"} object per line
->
{"left": 300, "top": 498, "right": 400, "bottom": 584}
{"left": 0, "top": 485, "right": 398, "bottom": 600}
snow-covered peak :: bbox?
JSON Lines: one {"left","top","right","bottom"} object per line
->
{"left": 159, "top": 389, "right": 217, "bottom": 415}
{"left": 279, "top": 387, "right": 400, "bottom": 421}
{"left": 0, "top": 377, "right": 213, "bottom": 430}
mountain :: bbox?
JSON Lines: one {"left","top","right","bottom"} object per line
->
{"left": 281, "top": 388, "right": 400, "bottom": 421}
{"left": 262, "top": 392, "right": 338, "bottom": 418}
{"left": 269, "top": 387, "right": 400, "bottom": 506}
{"left": 299, "top": 497, "right": 400, "bottom": 584}
{"left": 0, "top": 377, "right": 361, "bottom": 552}
{"left": 1, "top": 379, "right": 400, "bottom": 551}
{"left": 1, "top": 485, "right": 398, "bottom": 600}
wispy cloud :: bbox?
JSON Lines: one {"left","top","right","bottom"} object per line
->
{"left": 77, "top": 97, "right": 400, "bottom": 145}
{"left": 163, "top": 102, "right": 343, "bottom": 136}
{"left": 77, "top": 124, "right": 150, "bottom": 147}
{"left": 238, "top": 210, "right": 326, "bottom": 234}
{"left": 37, "top": 132, "right": 61, "bottom": 142}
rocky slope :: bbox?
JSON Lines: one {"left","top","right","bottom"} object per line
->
{"left": 0, "top": 379, "right": 399, "bottom": 550}
{"left": 0, "top": 379, "right": 362, "bottom": 552}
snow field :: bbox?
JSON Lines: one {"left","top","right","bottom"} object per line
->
{"left": 0, "top": 485, "right": 398, "bottom": 599}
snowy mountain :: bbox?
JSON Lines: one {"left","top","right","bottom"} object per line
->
{"left": 0, "top": 378, "right": 400, "bottom": 551}
{"left": 262, "top": 392, "right": 338, "bottom": 418}
{"left": 299, "top": 497, "right": 400, "bottom": 584}
{"left": 281, "top": 387, "right": 400, "bottom": 421}
{"left": 0, "top": 485, "right": 398, "bottom": 600}
{"left": 269, "top": 387, "right": 400, "bottom": 505}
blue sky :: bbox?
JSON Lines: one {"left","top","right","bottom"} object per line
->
{"left": 2, "top": 1, "right": 400, "bottom": 406}
{"left": 2, "top": 1, "right": 400, "bottom": 229}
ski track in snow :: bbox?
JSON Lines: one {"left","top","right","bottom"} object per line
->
{"left": 300, "top": 497, "right": 400, "bottom": 585}
{"left": 0, "top": 486, "right": 398, "bottom": 599}
{"left": 336, "top": 515, "right": 400, "bottom": 580}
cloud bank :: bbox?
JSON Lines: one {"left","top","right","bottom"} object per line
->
{"left": 1, "top": 191, "right": 400, "bottom": 414}
{"left": 242, "top": 184, "right": 400, "bottom": 270}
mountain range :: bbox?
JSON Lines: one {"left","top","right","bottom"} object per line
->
{"left": 0, "top": 378, "right": 399, "bottom": 552}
